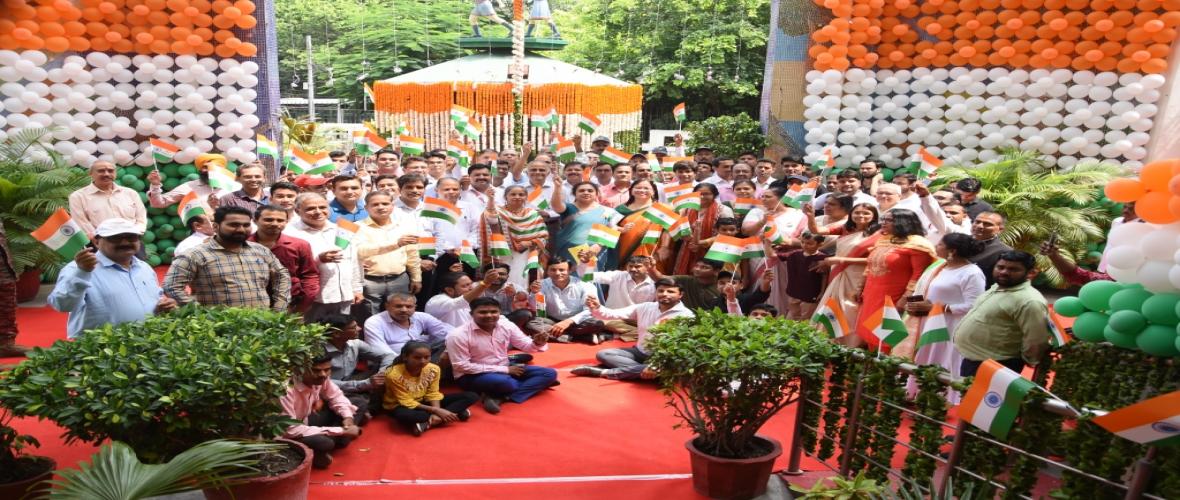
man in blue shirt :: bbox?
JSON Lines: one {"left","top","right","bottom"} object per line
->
{"left": 328, "top": 175, "right": 367, "bottom": 223}
{"left": 48, "top": 218, "right": 177, "bottom": 338}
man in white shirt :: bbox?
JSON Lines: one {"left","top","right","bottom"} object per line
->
{"left": 704, "top": 157, "right": 736, "bottom": 202}
{"left": 527, "top": 257, "right": 604, "bottom": 344}
{"left": 424, "top": 271, "right": 499, "bottom": 328}
{"left": 590, "top": 255, "right": 655, "bottom": 342}
{"left": 283, "top": 192, "right": 364, "bottom": 322}
{"left": 912, "top": 182, "right": 970, "bottom": 244}
{"left": 425, "top": 178, "right": 483, "bottom": 254}
{"left": 571, "top": 278, "right": 695, "bottom": 380}
{"left": 459, "top": 164, "right": 502, "bottom": 208}
{"left": 813, "top": 170, "right": 877, "bottom": 211}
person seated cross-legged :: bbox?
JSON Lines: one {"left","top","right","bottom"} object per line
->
{"left": 571, "top": 278, "right": 695, "bottom": 381}
{"left": 280, "top": 350, "right": 367, "bottom": 469}
{"left": 526, "top": 257, "right": 606, "bottom": 344}
{"left": 446, "top": 297, "right": 558, "bottom": 414}
{"left": 383, "top": 341, "right": 479, "bottom": 436}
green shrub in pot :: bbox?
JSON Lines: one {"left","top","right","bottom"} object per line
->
{"left": 645, "top": 309, "right": 835, "bottom": 458}
{"left": 0, "top": 305, "right": 327, "bottom": 463}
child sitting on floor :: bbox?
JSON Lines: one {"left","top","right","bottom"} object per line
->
{"left": 383, "top": 341, "right": 480, "bottom": 436}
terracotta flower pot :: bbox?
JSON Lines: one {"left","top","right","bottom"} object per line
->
{"left": 0, "top": 457, "right": 55, "bottom": 499}
{"left": 203, "top": 439, "right": 312, "bottom": 500}
{"left": 685, "top": 435, "right": 783, "bottom": 500}
{"left": 15, "top": 269, "right": 40, "bottom": 304}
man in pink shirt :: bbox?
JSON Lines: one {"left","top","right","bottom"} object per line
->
{"left": 280, "top": 352, "right": 366, "bottom": 469}
{"left": 446, "top": 297, "right": 557, "bottom": 414}
{"left": 68, "top": 160, "right": 148, "bottom": 239}
{"left": 597, "top": 163, "right": 632, "bottom": 208}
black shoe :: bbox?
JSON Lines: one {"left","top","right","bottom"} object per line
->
{"left": 312, "top": 452, "right": 333, "bottom": 469}
{"left": 458, "top": 409, "right": 471, "bottom": 422}
{"left": 412, "top": 421, "right": 429, "bottom": 437}
{"left": 483, "top": 396, "right": 502, "bottom": 414}
{"left": 508, "top": 353, "right": 534, "bottom": 364}
{"left": 571, "top": 365, "right": 604, "bottom": 377}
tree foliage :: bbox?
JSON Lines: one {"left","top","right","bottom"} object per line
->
{"left": 684, "top": 113, "right": 768, "bottom": 157}
{"left": 556, "top": 0, "right": 771, "bottom": 127}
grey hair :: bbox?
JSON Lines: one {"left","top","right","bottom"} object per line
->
{"left": 294, "top": 192, "right": 327, "bottom": 210}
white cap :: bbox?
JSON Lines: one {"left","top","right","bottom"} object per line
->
{"left": 94, "top": 218, "right": 145, "bottom": 238}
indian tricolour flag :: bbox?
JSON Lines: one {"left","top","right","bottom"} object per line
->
{"left": 576, "top": 113, "right": 601, "bottom": 134}
{"left": 352, "top": 129, "right": 389, "bottom": 155}
{"left": 862, "top": 296, "right": 908, "bottom": 348}
{"left": 909, "top": 147, "right": 942, "bottom": 179}
{"left": 530, "top": 108, "right": 557, "bottom": 129}
{"left": 642, "top": 203, "right": 679, "bottom": 230}
{"left": 587, "top": 224, "right": 621, "bottom": 248}
{"left": 918, "top": 304, "right": 950, "bottom": 347}
{"left": 31, "top": 208, "right": 89, "bottom": 259}
{"left": 459, "top": 240, "right": 480, "bottom": 267}
{"left": 451, "top": 105, "right": 474, "bottom": 128}
{"left": 460, "top": 120, "right": 483, "bottom": 141}
{"left": 207, "top": 164, "right": 239, "bottom": 191}
{"left": 646, "top": 154, "right": 662, "bottom": 173}
{"left": 362, "top": 82, "right": 375, "bottom": 103}
{"left": 178, "top": 191, "right": 207, "bottom": 224}
{"left": 673, "top": 102, "right": 686, "bottom": 124}
{"left": 732, "top": 198, "right": 758, "bottom": 216}
{"left": 1091, "top": 390, "right": 1180, "bottom": 446}
{"left": 741, "top": 237, "right": 765, "bottom": 259}
{"left": 396, "top": 120, "right": 412, "bottom": 135}
{"left": 422, "top": 197, "right": 462, "bottom": 225}
{"left": 640, "top": 228, "right": 662, "bottom": 245}
{"left": 669, "top": 217, "right": 692, "bottom": 240}
{"left": 488, "top": 233, "right": 511, "bottom": 257}
{"left": 527, "top": 187, "right": 550, "bottom": 211}
{"left": 447, "top": 140, "right": 473, "bottom": 168}
{"left": 334, "top": 219, "right": 360, "bottom": 249}
{"left": 599, "top": 147, "right": 630, "bottom": 166}
{"left": 534, "top": 293, "right": 547, "bottom": 318}
{"left": 256, "top": 134, "right": 278, "bottom": 158}
{"left": 762, "top": 223, "right": 785, "bottom": 245}
{"left": 662, "top": 156, "right": 692, "bottom": 171}
{"left": 555, "top": 136, "right": 576, "bottom": 163}
{"left": 672, "top": 193, "right": 701, "bottom": 212}
{"left": 1048, "top": 309, "right": 1073, "bottom": 347}
{"left": 811, "top": 297, "right": 851, "bottom": 338}
{"left": 781, "top": 180, "right": 818, "bottom": 209}
{"left": 286, "top": 146, "right": 333, "bottom": 175}
{"left": 812, "top": 146, "right": 835, "bottom": 176}
{"left": 150, "top": 138, "right": 180, "bottom": 162}
{"left": 522, "top": 249, "right": 540, "bottom": 277}
{"left": 417, "top": 236, "right": 437, "bottom": 258}
{"left": 959, "top": 359, "right": 1037, "bottom": 440}
{"left": 399, "top": 135, "right": 425, "bottom": 156}
{"left": 664, "top": 183, "right": 695, "bottom": 202}
{"left": 704, "top": 235, "right": 745, "bottom": 264}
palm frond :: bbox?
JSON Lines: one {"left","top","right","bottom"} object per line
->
{"left": 47, "top": 440, "right": 282, "bottom": 500}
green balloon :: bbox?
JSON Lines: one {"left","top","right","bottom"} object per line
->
{"left": 138, "top": 192, "right": 148, "bottom": 204}
{"left": 1108, "top": 288, "right": 1154, "bottom": 312}
{"left": 144, "top": 218, "right": 153, "bottom": 229}
{"left": 185, "top": 173, "right": 199, "bottom": 181}
{"left": 163, "top": 164, "right": 180, "bottom": 177}
{"left": 178, "top": 165, "right": 197, "bottom": 176}
{"left": 144, "top": 243, "right": 158, "bottom": 254}
{"left": 1108, "top": 310, "right": 1147, "bottom": 334}
{"left": 131, "top": 180, "right": 146, "bottom": 192}
{"left": 1078, "top": 281, "right": 1124, "bottom": 312}
{"left": 1054, "top": 297, "right": 1087, "bottom": 318}
{"left": 163, "top": 246, "right": 176, "bottom": 257}
{"left": 162, "top": 253, "right": 173, "bottom": 264}
{"left": 1141, "top": 293, "right": 1180, "bottom": 327}
{"left": 881, "top": 169, "right": 895, "bottom": 182}
{"left": 156, "top": 224, "right": 174, "bottom": 238}
{"left": 1104, "top": 326, "right": 1140, "bottom": 349}
{"left": 141, "top": 231, "right": 155, "bottom": 243}
{"left": 120, "top": 174, "right": 138, "bottom": 186}
{"left": 163, "top": 178, "right": 180, "bottom": 191}
{"left": 152, "top": 214, "right": 169, "bottom": 226}
{"left": 1138, "top": 325, "right": 1180, "bottom": 357}
{"left": 147, "top": 206, "right": 162, "bottom": 216}
{"left": 125, "top": 166, "right": 144, "bottom": 177}
{"left": 148, "top": 255, "right": 162, "bottom": 266}
{"left": 1072, "top": 311, "right": 1110, "bottom": 342}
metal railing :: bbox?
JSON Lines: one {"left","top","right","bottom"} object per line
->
{"left": 783, "top": 353, "right": 1166, "bottom": 499}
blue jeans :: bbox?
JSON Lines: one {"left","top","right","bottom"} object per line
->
{"left": 456, "top": 365, "right": 558, "bottom": 403}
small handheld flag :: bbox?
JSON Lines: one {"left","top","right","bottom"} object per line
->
{"left": 576, "top": 113, "right": 601, "bottom": 134}
{"left": 399, "top": 135, "right": 426, "bottom": 156}
{"left": 1048, "top": 309, "right": 1073, "bottom": 347}
{"left": 256, "top": 134, "right": 279, "bottom": 158}
{"left": 812, "top": 147, "right": 836, "bottom": 178}
{"left": 286, "top": 146, "right": 334, "bottom": 175}
{"left": 352, "top": 129, "right": 389, "bottom": 156}
{"left": 1091, "top": 390, "right": 1180, "bottom": 446}
{"left": 587, "top": 224, "right": 621, "bottom": 249}
{"left": 762, "top": 223, "right": 785, "bottom": 245}
{"left": 863, "top": 296, "right": 908, "bottom": 348}
{"left": 673, "top": 102, "right": 686, "bottom": 124}
{"left": 671, "top": 193, "right": 701, "bottom": 212}
{"left": 640, "top": 228, "right": 662, "bottom": 246}
{"left": 918, "top": 304, "right": 950, "bottom": 347}
{"left": 599, "top": 147, "right": 630, "bottom": 166}
{"left": 522, "top": 249, "right": 540, "bottom": 277}
{"left": 555, "top": 136, "right": 577, "bottom": 163}
{"left": 527, "top": 187, "right": 550, "bottom": 211}
{"left": 206, "top": 164, "right": 240, "bottom": 191}
{"left": 417, "top": 236, "right": 437, "bottom": 258}
{"left": 731, "top": 198, "right": 758, "bottom": 216}
{"left": 703, "top": 235, "right": 745, "bottom": 264}
{"left": 421, "top": 197, "right": 462, "bottom": 225}
{"left": 811, "top": 297, "right": 851, "bottom": 338}
{"left": 534, "top": 293, "right": 547, "bottom": 318}
{"left": 334, "top": 219, "right": 360, "bottom": 249}
{"left": 664, "top": 183, "right": 695, "bottom": 202}
{"left": 489, "top": 234, "right": 511, "bottom": 257}
{"left": 959, "top": 359, "right": 1037, "bottom": 440}
{"left": 459, "top": 240, "right": 480, "bottom": 268}
{"left": 781, "top": 180, "right": 818, "bottom": 209}
{"left": 741, "top": 237, "right": 765, "bottom": 259}
{"left": 668, "top": 217, "right": 692, "bottom": 240}
{"left": 530, "top": 108, "right": 557, "bottom": 129}
{"left": 910, "top": 147, "right": 942, "bottom": 179}
{"left": 642, "top": 203, "right": 679, "bottom": 230}
{"left": 32, "top": 208, "right": 90, "bottom": 259}
{"left": 150, "top": 138, "right": 180, "bottom": 163}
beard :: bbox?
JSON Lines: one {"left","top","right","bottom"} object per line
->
{"left": 218, "top": 231, "right": 248, "bottom": 244}
{"left": 198, "top": 171, "right": 210, "bottom": 184}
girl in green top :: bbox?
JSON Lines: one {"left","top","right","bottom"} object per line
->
{"left": 383, "top": 341, "right": 479, "bottom": 436}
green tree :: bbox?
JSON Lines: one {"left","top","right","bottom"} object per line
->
{"left": 556, "top": 0, "right": 771, "bottom": 127}
{"left": 274, "top": 0, "right": 471, "bottom": 109}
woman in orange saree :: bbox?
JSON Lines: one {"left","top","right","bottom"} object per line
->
{"left": 608, "top": 180, "right": 666, "bottom": 270}
{"left": 671, "top": 182, "right": 734, "bottom": 274}
{"left": 853, "top": 209, "right": 937, "bottom": 348}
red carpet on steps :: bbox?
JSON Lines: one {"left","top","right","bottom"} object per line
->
{"left": 4, "top": 302, "right": 830, "bottom": 499}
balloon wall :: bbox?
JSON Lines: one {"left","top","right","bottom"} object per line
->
{"left": 771, "top": 0, "right": 1180, "bottom": 168}
{"left": 0, "top": 0, "right": 278, "bottom": 168}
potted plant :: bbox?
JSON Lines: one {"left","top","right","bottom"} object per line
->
{"left": 0, "top": 407, "right": 54, "bottom": 498}
{"left": 646, "top": 310, "right": 834, "bottom": 500}
{"left": 0, "top": 306, "right": 327, "bottom": 499}
{"left": 0, "top": 128, "right": 92, "bottom": 299}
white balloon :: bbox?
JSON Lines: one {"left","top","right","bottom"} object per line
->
{"left": 1138, "top": 260, "right": 1176, "bottom": 293}
{"left": 1141, "top": 229, "right": 1180, "bottom": 261}
{"left": 1109, "top": 221, "right": 1158, "bottom": 248}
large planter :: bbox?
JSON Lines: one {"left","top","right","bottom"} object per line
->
{"left": 203, "top": 439, "right": 311, "bottom": 500}
{"left": 15, "top": 270, "right": 40, "bottom": 304}
{"left": 0, "top": 456, "right": 55, "bottom": 499}
{"left": 686, "top": 435, "right": 783, "bottom": 500}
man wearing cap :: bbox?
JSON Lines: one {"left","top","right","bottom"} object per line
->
{"left": 147, "top": 153, "right": 231, "bottom": 208}
{"left": 48, "top": 219, "right": 177, "bottom": 339}
{"left": 589, "top": 136, "right": 611, "bottom": 155}
{"left": 69, "top": 161, "right": 148, "bottom": 239}
{"left": 692, "top": 145, "right": 716, "bottom": 164}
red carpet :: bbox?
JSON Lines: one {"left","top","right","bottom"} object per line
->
{"left": 5, "top": 301, "right": 827, "bottom": 499}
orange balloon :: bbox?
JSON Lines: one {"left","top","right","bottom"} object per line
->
{"left": 1105, "top": 177, "right": 1146, "bottom": 202}
{"left": 104, "top": 30, "right": 121, "bottom": 42}
{"left": 998, "top": 46, "right": 1017, "bottom": 57}
{"left": 222, "top": 6, "right": 241, "bottom": 19}
{"left": 44, "top": 36, "right": 69, "bottom": 51}
{"left": 1141, "top": 160, "right": 1175, "bottom": 191}
{"left": 63, "top": 20, "right": 86, "bottom": 36}
{"left": 12, "top": 28, "right": 34, "bottom": 40}
{"left": 1136, "top": 191, "right": 1178, "bottom": 224}
{"left": 112, "top": 38, "right": 133, "bottom": 52}
{"left": 135, "top": 32, "right": 153, "bottom": 44}
{"left": 132, "top": 4, "right": 148, "bottom": 15}
{"left": 239, "top": 42, "right": 257, "bottom": 57}
{"left": 196, "top": 41, "right": 214, "bottom": 55}
{"left": 89, "top": 37, "right": 110, "bottom": 50}
{"left": 214, "top": 43, "right": 236, "bottom": 57}
{"left": 68, "top": 36, "right": 89, "bottom": 51}
{"left": 1168, "top": 196, "right": 1180, "bottom": 218}
{"left": 235, "top": 0, "right": 255, "bottom": 14}
{"left": 1143, "top": 58, "right": 1168, "bottom": 73}
{"left": 147, "top": 11, "right": 169, "bottom": 25}
{"left": 149, "top": 39, "right": 169, "bottom": 53}
{"left": 235, "top": 14, "right": 255, "bottom": 29}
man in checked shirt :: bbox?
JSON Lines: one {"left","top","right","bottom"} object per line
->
{"left": 164, "top": 206, "right": 291, "bottom": 311}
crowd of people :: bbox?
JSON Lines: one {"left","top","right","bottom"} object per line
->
{"left": 0, "top": 132, "right": 1110, "bottom": 469}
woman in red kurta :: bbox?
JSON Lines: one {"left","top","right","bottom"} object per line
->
{"left": 854, "top": 209, "right": 936, "bottom": 346}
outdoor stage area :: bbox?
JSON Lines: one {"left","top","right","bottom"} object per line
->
{"left": 3, "top": 292, "right": 823, "bottom": 499}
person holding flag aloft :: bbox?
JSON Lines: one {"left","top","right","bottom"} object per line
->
{"left": 852, "top": 209, "right": 936, "bottom": 349}
{"left": 148, "top": 153, "right": 235, "bottom": 209}
{"left": 549, "top": 167, "right": 622, "bottom": 275}
{"left": 283, "top": 193, "right": 364, "bottom": 323}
